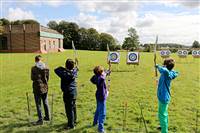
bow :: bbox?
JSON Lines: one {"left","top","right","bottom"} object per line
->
{"left": 107, "top": 44, "right": 111, "bottom": 91}
{"left": 154, "top": 35, "right": 158, "bottom": 78}
{"left": 72, "top": 41, "right": 78, "bottom": 66}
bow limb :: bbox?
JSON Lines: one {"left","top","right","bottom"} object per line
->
{"left": 72, "top": 41, "right": 78, "bottom": 68}
{"left": 154, "top": 35, "right": 158, "bottom": 78}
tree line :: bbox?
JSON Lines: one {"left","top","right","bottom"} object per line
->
{"left": 0, "top": 18, "right": 199, "bottom": 51}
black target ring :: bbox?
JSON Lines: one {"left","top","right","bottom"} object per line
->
{"left": 166, "top": 50, "right": 170, "bottom": 55}
{"left": 110, "top": 53, "right": 118, "bottom": 61}
{"left": 183, "top": 51, "right": 187, "bottom": 55}
{"left": 129, "top": 53, "right": 137, "bottom": 61}
{"left": 178, "top": 51, "right": 182, "bottom": 55}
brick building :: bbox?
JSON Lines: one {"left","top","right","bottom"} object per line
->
{"left": 0, "top": 23, "right": 64, "bottom": 53}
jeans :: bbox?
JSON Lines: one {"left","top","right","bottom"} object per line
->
{"left": 63, "top": 94, "right": 77, "bottom": 128}
{"left": 93, "top": 100, "right": 106, "bottom": 132}
{"left": 158, "top": 101, "right": 169, "bottom": 133}
{"left": 34, "top": 93, "right": 50, "bottom": 120}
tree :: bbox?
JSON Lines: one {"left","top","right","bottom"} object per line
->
{"left": 122, "top": 27, "right": 139, "bottom": 50}
{"left": 99, "top": 33, "right": 116, "bottom": 51}
{"left": 192, "top": 40, "right": 200, "bottom": 48}
{"left": 11, "top": 19, "right": 39, "bottom": 25}
{"left": 78, "top": 27, "right": 89, "bottom": 49}
{"left": 87, "top": 28, "right": 100, "bottom": 50}
{"left": 0, "top": 18, "right": 10, "bottom": 25}
{"left": 56, "top": 21, "right": 80, "bottom": 49}
{"left": 47, "top": 21, "right": 58, "bottom": 30}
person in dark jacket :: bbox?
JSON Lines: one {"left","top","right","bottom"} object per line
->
{"left": 31, "top": 55, "right": 50, "bottom": 125}
{"left": 90, "top": 66, "right": 110, "bottom": 133}
{"left": 54, "top": 58, "right": 78, "bottom": 130}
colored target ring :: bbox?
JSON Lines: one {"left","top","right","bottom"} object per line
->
{"left": 166, "top": 50, "right": 170, "bottom": 55}
{"left": 110, "top": 53, "right": 118, "bottom": 61}
{"left": 160, "top": 51, "right": 165, "bottom": 55}
{"left": 183, "top": 51, "right": 187, "bottom": 55}
{"left": 198, "top": 51, "right": 200, "bottom": 55}
{"left": 192, "top": 51, "right": 197, "bottom": 55}
{"left": 128, "top": 53, "right": 137, "bottom": 61}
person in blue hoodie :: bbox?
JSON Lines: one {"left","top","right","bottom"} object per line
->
{"left": 155, "top": 58, "right": 179, "bottom": 133}
{"left": 90, "top": 66, "right": 110, "bottom": 133}
{"left": 54, "top": 58, "right": 78, "bottom": 130}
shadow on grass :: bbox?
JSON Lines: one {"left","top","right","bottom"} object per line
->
{"left": 0, "top": 121, "right": 93, "bottom": 133}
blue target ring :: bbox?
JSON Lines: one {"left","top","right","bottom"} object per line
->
{"left": 198, "top": 51, "right": 200, "bottom": 55}
{"left": 193, "top": 51, "right": 197, "bottom": 55}
{"left": 110, "top": 53, "right": 118, "bottom": 61}
{"left": 129, "top": 53, "right": 137, "bottom": 61}
{"left": 160, "top": 51, "right": 165, "bottom": 55}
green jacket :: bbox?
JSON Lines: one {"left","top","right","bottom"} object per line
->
{"left": 31, "top": 66, "right": 49, "bottom": 94}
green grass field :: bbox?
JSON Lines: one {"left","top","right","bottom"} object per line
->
{"left": 0, "top": 50, "right": 199, "bottom": 133}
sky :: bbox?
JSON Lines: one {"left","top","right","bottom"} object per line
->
{"left": 0, "top": 0, "right": 200, "bottom": 46}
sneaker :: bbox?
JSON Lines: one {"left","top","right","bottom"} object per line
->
{"left": 43, "top": 116, "right": 50, "bottom": 121}
{"left": 34, "top": 120, "right": 43, "bottom": 125}
{"left": 157, "top": 126, "right": 161, "bottom": 130}
{"left": 64, "top": 126, "right": 75, "bottom": 130}
{"left": 98, "top": 131, "right": 106, "bottom": 133}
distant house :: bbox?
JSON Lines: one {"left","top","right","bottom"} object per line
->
{"left": 0, "top": 23, "right": 64, "bottom": 53}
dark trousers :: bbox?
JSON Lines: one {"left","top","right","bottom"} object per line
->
{"left": 63, "top": 94, "right": 77, "bottom": 128}
{"left": 34, "top": 93, "right": 50, "bottom": 120}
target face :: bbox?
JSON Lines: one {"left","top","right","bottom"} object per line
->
{"left": 177, "top": 50, "right": 188, "bottom": 57}
{"left": 108, "top": 52, "right": 120, "bottom": 64}
{"left": 183, "top": 51, "right": 188, "bottom": 55}
{"left": 160, "top": 51, "right": 165, "bottom": 56}
{"left": 160, "top": 50, "right": 171, "bottom": 57}
{"left": 127, "top": 52, "right": 139, "bottom": 64}
{"left": 192, "top": 50, "right": 200, "bottom": 58}
{"left": 192, "top": 50, "right": 198, "bottom": 55}
{"left": 178, "top": 50, "right": 182, "bottom": 55}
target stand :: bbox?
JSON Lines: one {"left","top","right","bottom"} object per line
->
{"left": 126, "top": 52, "right": 140, "bottom": 65}
{"left": 160, "top": 50, "right": 171, "bottom": 58}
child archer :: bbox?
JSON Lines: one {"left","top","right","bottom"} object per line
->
{"left": 155, "top": 58, "right": 179, "bottom": 133}
{"left": 90, "top": 66, "right": 111, "bottom": 133}
{"left": 54, "top": 58, "right": 78, "bottom": 130}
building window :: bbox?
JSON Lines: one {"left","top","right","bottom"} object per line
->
{"left": 53, "top": 41, "right": 55, "bottom": 49}
{"left": 44, "top": 44, "right": 46, "bottom": 51}
{"left": 58, "top": 39, "right": 61, "bottom": 48}
{"left": 49, "top": 41, "right": 51, "bottom": 49}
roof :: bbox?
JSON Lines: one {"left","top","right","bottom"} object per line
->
{"left": 40, "top": 25, "right": 61, "bottom": 35}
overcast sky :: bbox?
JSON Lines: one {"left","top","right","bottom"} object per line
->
{"left": 0, "top": 0, "right": 200, "bottom": 46}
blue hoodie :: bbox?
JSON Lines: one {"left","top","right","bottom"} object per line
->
{"left": 54, "top": 66, "right": 78, "bottom": 98}
{"left": 156, "top": 65, "right": 179, "bottom": 103}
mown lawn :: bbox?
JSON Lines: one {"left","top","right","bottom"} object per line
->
{"left": 0, "top": 50, "right": 199, "bottom": 133}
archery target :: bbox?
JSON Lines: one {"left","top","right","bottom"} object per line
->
{"left": 192, "top": 50, "right": 200, "bottom": 57}
{"left": 160, "top": 50, "right": 171, "bottom": 57}
{"left": 127, "top": 52, "right": 139, "bottom": 64}
{"left": 108, "top": 52, "right": 120, "bottom": 64}
{"left": 177, "top": 50, "right": 188, "bottom": 57}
